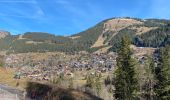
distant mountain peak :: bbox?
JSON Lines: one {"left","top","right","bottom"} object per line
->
{"left": 91, "top": 17, "right": 143, "bottom": 48}
{"left": 0, "top": 30, "right": 10, "bottom": 39}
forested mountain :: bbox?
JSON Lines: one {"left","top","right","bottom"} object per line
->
{"left": 1, "top": 17, "right": 170, "bottom": 53}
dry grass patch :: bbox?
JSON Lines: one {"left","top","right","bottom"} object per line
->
{"left": 0, "top": 67, "right": 27, "bottom": 90}
{"left": 129, "top": 26, "right": 158, "bottom": 35}
{"left": 69, "top": 36, "right": 81, "bottom": 39}
{"left": 94, "top": 46, "right": 112, "bottom": 53}
{"left": 131, "top": 45, "right": 156, "bottom": 57}
{"left": 91, "top": 35, "right": 106, "bottom": 48}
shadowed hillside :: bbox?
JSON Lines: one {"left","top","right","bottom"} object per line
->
{"left": 26, "top": 82, "right": 103, "bottom": 100}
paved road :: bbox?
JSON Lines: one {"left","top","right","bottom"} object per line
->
{"left": 0, "top": 84, "right": 27, "bottom": 100}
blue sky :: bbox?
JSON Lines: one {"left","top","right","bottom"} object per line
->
{"left": 0, "top": 0, "right": 170, "bottom": 35}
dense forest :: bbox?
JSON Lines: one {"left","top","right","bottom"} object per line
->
{"left": 113, "top": 36, "right": 170, "bottom": 99}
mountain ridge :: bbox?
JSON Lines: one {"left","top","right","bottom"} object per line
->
{"left": 1, "top": 17, "right": 170, "bottom": 54}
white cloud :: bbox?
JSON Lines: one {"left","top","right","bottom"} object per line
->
{"left": 55, "top": 0, "right": 88, "bottom": 17}
{"left": 0, "top": 0, "right": 45, "bottom": 19}
{"left": 0, "top": 16, "right": 30, "bottom": 33}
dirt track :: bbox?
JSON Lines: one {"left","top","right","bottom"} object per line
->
{"left": 0, "top": 84, "right": 26, "bottom": 100}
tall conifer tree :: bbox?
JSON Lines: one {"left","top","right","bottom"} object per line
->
{"left": 114, "top": 36, "right": 139, "bottom": 100}
{"left": 154, "top": 46, "right": 170, "bottom": 99}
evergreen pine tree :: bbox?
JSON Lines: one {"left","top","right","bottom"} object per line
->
{"left": 86, "top": 74, "right": 95, "bottom": 88}
{"left": 114, "top": 36, "right": 139, "bottom": 100}
{"left": 95, "top": 77, "right": 102, "bottom": 96}
{"left": 142, "top": 57, "right": 155, "bottom": 100}
{"left": 154, "top": 46, "right": 170, "bottom": 99}
{"left": 68, "top": 77, "right": 74, "bottom": 89}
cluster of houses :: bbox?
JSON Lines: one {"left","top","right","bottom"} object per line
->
{"left": 4, "top": 52, "right": 117, "bottom": 81}
{"left": 3, "top": 45, "right": 156, "bottom": 83}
